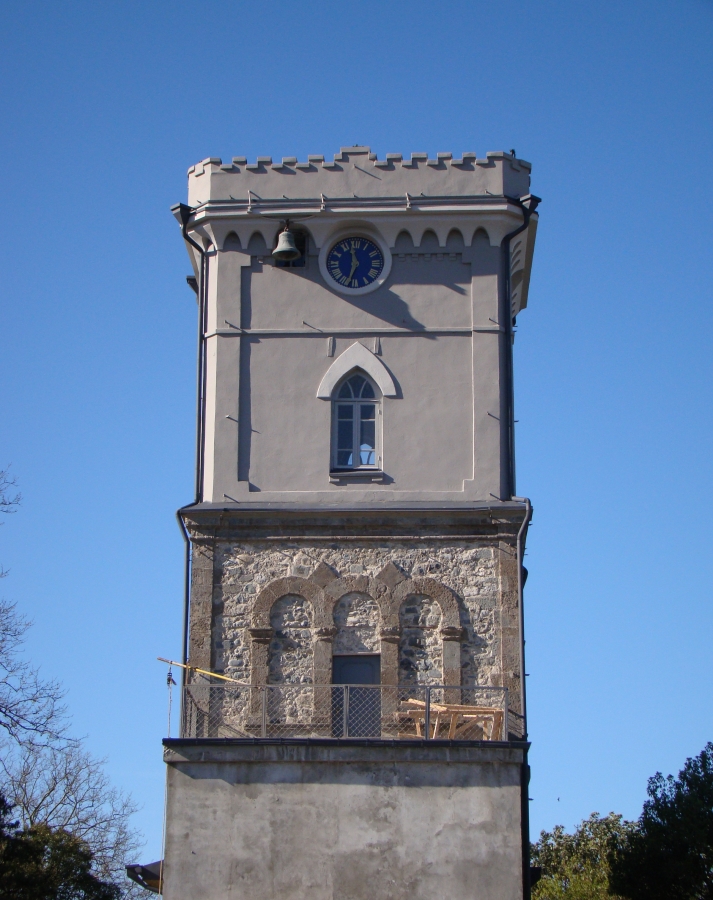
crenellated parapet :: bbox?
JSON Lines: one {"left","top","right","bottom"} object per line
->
{"left": 187, "top": 145, "right": 531, "bottom": 208}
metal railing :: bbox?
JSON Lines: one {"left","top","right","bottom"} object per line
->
{"left": 181, "top": 684, "right": 509, "bottom": 741}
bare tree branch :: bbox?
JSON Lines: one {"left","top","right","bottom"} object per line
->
{"left": 0, "top": 599, "right": 69, "bottom": 746}
{"left": 1, "top": 742, "right": 147, "bottom": 899}
{"left": 0, "top": 467, "right": 21, "bottom": 518}
{"left": 0, "top": 470, "right": 69, "bottom": 746}
{"left": 0, "top": 467, "right": 22, "bottom": 581}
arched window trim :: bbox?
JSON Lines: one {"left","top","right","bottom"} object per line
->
{"left": 317, "top": 341, "right": 397, "bottom": 399}
{"left": 331, "top": 371, "right": 382, "bottom": 472}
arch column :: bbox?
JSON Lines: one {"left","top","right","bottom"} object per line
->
{"left": 379, "top": 626, "right": 400, "bottom": 687}
{"left": 313, "top": 626, "right": 337, "bottom": 726}
{"left": 247, "top": 627, "right": 272, "bottom": 717}
{"left": 247, "top": 627, "right": 273, "bottom": 686}
{"left": 313, "top": 626, "right": 337, "bottom": 683}
{"left": 441, "top": 625, "right": 464, "bottom": 703}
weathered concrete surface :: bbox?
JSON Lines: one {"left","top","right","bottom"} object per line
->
{"left": 162, "top": 740, "right": 526, "bottom": 900}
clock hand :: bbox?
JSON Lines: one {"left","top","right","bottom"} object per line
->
{"left": 348, "top": 247, "right": 359, "bottom": 281}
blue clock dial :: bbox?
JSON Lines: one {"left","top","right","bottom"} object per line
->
{"left": 326, "top": 237, "right": 384, "bottom": 290}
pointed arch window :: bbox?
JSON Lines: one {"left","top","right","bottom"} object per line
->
{"left": 332, "top": 372, "right": 381, "bottom": 470}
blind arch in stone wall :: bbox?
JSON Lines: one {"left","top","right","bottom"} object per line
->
{"left": 392, "top": 578, "right": 462, "bottom": 685}
{"left": 333, "top": 593, "right": 380, "bottom": 655}
{"left": 250, "top": 577, "right": 326, "bottom": 687}
{"left": 268, "top": 595, "right": 314, "bottom": 685}
{"left": 398, "top": 594, "right": 443, "bottom": 685}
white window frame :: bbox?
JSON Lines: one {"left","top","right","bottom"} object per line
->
{"left": 331, "top": 372, "right": 382, "bottom": 472}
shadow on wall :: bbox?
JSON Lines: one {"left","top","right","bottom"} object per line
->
{"left": 237, "top": 337, "right": 253, "bottom": 486}
{"left": 399, "top": 595, "right": 444, "bottom": 685}
{"left": 456, "top": 594, "right": 493, "bottom": 689}
{"left": 230, "top": 228, "right": 498, "bottom": 335}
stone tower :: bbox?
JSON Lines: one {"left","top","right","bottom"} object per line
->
{"left": 163, "top": 146, "right": 539, "bottom": 900}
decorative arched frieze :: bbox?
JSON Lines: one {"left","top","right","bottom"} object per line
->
{"left": 316, "top": 342, "right": 397, "bottom": 399}
{"left": 393, "top": 230, "right": 414, "bottom": 251}
{"left": 471, "top": 226, "right": 491, "bottom": 248}
{"left": 418, "top": 230, "right": 440, "bottom": 251}
{"left": 246, "top": 231, "right": 269, "bottom": 255}
{"left": 446, "top": 228, "right": 466, "bottom": 250}
{"left": 222, "top": 231, "right": 241, "bottom": 251}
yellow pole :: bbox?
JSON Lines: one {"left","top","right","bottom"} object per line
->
{"left": 157, "top": 657, "right": 250, "bottom": 686}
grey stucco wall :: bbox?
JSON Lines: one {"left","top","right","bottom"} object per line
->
{"left": 162, "top": 741, "right": 525, "bottom": 900}
{"left": 183, "top": 147, "right": 537, "bottom": 506}
{"left": 238, "top": 331, "right": 478, "bottom": 494}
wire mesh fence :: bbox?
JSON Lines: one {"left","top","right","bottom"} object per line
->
{"left": 181, "top": 683, "right": 509, "bottom": 741}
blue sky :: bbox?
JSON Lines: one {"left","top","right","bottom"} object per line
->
{"left": 1, "top": 0, "right": 712, "bottom": 861}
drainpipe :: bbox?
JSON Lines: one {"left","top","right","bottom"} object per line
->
{"left": 510, "top": 496, "right": 532, "bottom": 735}
{"left": 174, "top": 203, "right": 208, "bottom": 504}
{"left": 171, "top": 202, "right": 208, "bottom": 685}
{"left": 511, "top": 494, "right": 532, "bottom": 900}
{"left": 175, "top": 508, "right": 191, "bottom": 688}
{"left": 500, "top": 193, "right": 540, "bottom": 498}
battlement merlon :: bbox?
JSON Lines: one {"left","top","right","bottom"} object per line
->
{"left": 187, "top": 146, "right": 532, "bottom": 207}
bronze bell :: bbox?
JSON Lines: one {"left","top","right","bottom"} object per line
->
{"left": 272, "top": 225, "right": 301, "bottom": 262}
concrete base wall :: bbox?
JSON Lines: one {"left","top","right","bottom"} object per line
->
{"left": 162, "top": 739, "right": 526, "bottom": 900}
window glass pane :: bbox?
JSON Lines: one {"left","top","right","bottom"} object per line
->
{"left": 338, "top": 382, "right": 353, "bottom": 398}
{"left": 360, "top": 418, "right": 376, "bottom": 465}
{"left": 337, "top": 450, "right": 353, "bottom": 467}
{"left": 360, "top": 446, "right": 376, "bottom": 466}
{"left": 337, "top": 404, "right": 353, "bottom": 420}
{"left": 360, "top": 419, "right": 375, "bottom": 447}
{"left": 361, "top": 380, "right": 375, "bottom": 399}
{"left": 349, "top": 375, "right": 366, "bottom": 396}
{"left": 337, "top": 419, "right": 353, "bottom": 450}
{"left": 360, "top": 404, "right": 375, "bottom": 420}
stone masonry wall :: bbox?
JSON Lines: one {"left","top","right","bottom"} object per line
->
{"left": 206, "top": 542, "right": 507, "bottom": 691}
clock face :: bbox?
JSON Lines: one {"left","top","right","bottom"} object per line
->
{"left": 326, "top": 237, "right": 385, "bottom": 290}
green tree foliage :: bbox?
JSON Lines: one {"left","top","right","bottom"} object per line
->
{"left": 0, "top": 792, "right": 120, "bottom": 900}
{"left": 609, "top": 742, "right": 713, "bottom": 900}
{"left": 531, "top": 812, "right": 635, "bottom": 900}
